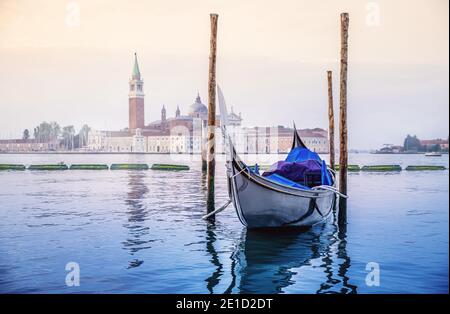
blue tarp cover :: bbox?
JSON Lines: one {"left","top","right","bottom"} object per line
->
{"left": 321, "top": 160, "right": 332, "bottom": 186}
{"left": 253, "top": 164, "right": 260, "bottom": 175}
{"left": 285, "top": 147, "right": 322, "bottom": 163}
{"left": 264, "top": 173, "right": 311, "bottom": 190}
{"left": 259, "top": 147, "right": 333, "bottom": 188}
{"left": 262, "top": 160, "right": 322, "bottom": 185}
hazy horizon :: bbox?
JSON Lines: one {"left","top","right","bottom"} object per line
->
{"left": 0, "top": 0, "right": 448, "bottom": 149}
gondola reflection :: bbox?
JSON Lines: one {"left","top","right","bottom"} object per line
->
{"left": 236, "top": 227, "right": 324, "bottom": 294}
{"left": 204, "top": 217, "right": 357, "bottom": 293}
{"left": 122, "top": 171, "right": 150, "bottom": 269}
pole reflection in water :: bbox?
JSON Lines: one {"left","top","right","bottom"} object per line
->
{"left": 205, "top": 222, "right": 223, "bottom": 293}
{"left": 122, "top": 171, "right": 151, "bottom": 269}
{"left": 204, "top": 221, "right": 238, "bottom": 294}
{"left": 316, "top": 221, "right": 357, "bottom": 294}
{"left": 203, "top": 214, "right": 358, "bottom": 293}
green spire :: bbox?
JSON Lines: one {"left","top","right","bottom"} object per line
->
{"left": 132, "top": 52, "right": 141, "bottom": 79}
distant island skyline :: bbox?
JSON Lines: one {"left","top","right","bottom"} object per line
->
{"left": 0, "top": 0, "right": 448, "bottom": 150}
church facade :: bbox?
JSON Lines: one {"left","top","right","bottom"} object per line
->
{"left": 87, "top": 53, "right": 328, "bottom": 154}
{"left": 88, "top": 53, "right": 241, "bottom": 153}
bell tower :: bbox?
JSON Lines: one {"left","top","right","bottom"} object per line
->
{"left": 161, "top": 105, "right": 166, "bottom": 122}
{"left": 129, "top": 53, "right": 145, "bottom": 131}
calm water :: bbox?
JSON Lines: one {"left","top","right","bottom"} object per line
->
{"left": 0, "top": 153, "right": 448, "bottom": 294}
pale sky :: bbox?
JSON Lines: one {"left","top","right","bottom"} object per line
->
{"left": 0, "top": 0, "right": 448, "bottom": 149}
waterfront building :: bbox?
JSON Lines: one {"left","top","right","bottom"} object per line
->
{"left": 420, "top": 139, "right": 449, "bottom": 151}
{"left": 375, "top": 144, "right": 404, "bottom": 154}
{"left": 1, "top": 53, "right": 328, "bottom": 154}
{"left": 82, "top": 53, "right": 328, "bottom": 154}
{"left": 0, "top": 139, "right": 59, "bottom": 152}
{"left": 275, "top": 126, "right": 329, "bottom": 153}
{"left": 216, "top": 126, "right": 329, "bottom": 154}
{"left": 87, "top": 53, "right": 242, "bottom": 153}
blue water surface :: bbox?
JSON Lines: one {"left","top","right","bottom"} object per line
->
{"left": 0, "top": 153, "right": 448, "bottom": 293}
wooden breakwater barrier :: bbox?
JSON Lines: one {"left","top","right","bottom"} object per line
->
{"left": 151, "top": 164, "right": 190, "bottom": 171}
{"left": 405, "top": 165, "right": 447, "bottom": 171}
{"left": 250, "top": 164, "right": 446, "bottom": 173}
{"left": 361, "top": 165, "right": 402, "bottom": 172}
{"left": 110, "top": 163, "right": 149, "bottom": 170}
{"left": 28, "top": 164, "right": 68, "bottom": 170}
{"left": 334, "top": 164, "right": 360, "bottom": 172}
{"left": 1, "top": 162, "right": 445, "bottom": 172}
{"left": 0, "top": 164, "right": 26, "bottom": 170}
{"left": 1, "top": 163, "right": 191, "bottom": 171}
{"left": 69, "top": 164, "right": 109, "bottom": 170}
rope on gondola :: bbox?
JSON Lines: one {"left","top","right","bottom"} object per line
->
{"left": 312, "top": 185, "right": 348, "bottom": 198}
{"left": 230, "top": 166, "right": 248, "bottom": 178}
{"left": 202, "top": 199, "right": 232, "bottom": 220}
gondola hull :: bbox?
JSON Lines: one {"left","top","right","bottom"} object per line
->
{"left": 218, "top": 87, "right": 337, "bottom": 229}
{"left": 228, "top": 154, "right": 336, "bottom": 229}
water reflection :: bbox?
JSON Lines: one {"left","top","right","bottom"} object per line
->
{"left": 204, "top": 222, "right": 237, "bottom": 294}
{"left": 122, "top": 171, "right": 151, "bottom": 269}
{"left": 204, "top": 217, "right": 357, "bottom": 294}
{"left": 236, "top": 227, "right": 320, "bottom": 293}
{"left": 316, "top": 223, "right": 357, "bottom": 294}
{"left": 205, "top": 223, "right": 224, "bottom": 293}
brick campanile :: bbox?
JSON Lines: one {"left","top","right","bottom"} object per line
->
{"left": 129, "top": 53, "right": 145, "bottom": 131}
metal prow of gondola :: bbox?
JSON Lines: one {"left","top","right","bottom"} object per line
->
{"left": 292, "top": 122, "right": 308, "bottom": 149}
{"left": 292, "top": 121, "right": 347, "bottom": 198}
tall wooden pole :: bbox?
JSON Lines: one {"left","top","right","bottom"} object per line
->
{"left": 327, "top": 70, "right": 335, "bottom": 170}
{"left": 338, "top": 13, "right": 349, "bottom": 225}
{"left": 201, "top": 134, "right": 207, "bottom": 171}
{"left": 206, "top": 13, "right": 218, "bottom": 217}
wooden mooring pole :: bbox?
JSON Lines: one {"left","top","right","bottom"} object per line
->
{"left": 327, "top": 70, "right": 335, "bottom": 170}
{"left": 201, "top": 140, "right": 207, "bottom": 171}
{"left": 338, "top": 13, "right": 349, "bottom": 225}
{"left": 206, "top": 13, "right": 219, "bottom": 217}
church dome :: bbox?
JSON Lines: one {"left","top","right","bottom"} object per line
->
{"left": 188, "top": 94, "right": 207, "bottom": 116}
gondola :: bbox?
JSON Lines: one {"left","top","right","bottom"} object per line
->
{"left": 217, "top": 87, "right": 344, "bottom": 229}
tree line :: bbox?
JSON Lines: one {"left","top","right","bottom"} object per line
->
{"left": 22, "top": 122, "right": 91, "bottom": 150}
